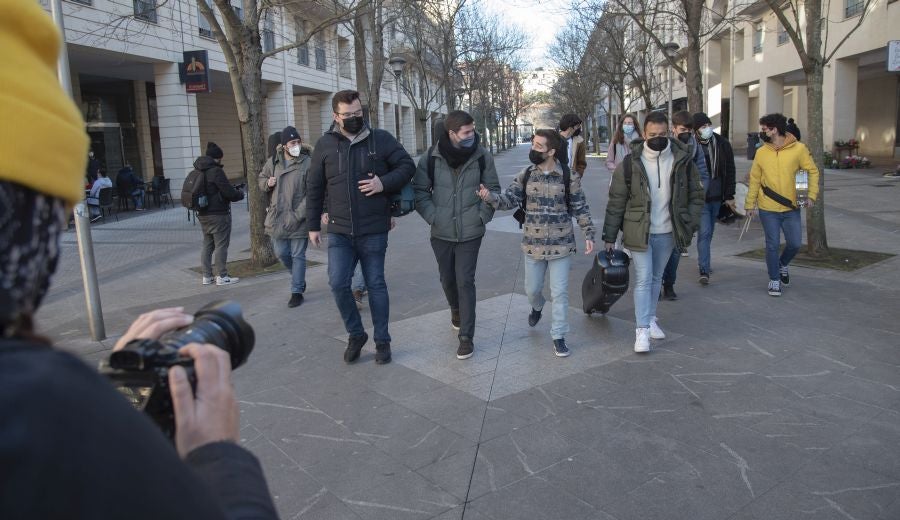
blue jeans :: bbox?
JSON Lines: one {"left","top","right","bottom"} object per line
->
{"left": 328, "top": 232, "right": 390, "bottom": 343}
{"left": 697, "top": 201, "right": 721, "bottom": 273}
{"left": 758, "top": 209, "right": 802, "bottom": 280}
{"left": 130, "top": 188, "right": 145, "bottom": 209}
{"left": 524, "top": 253, "right": 572, "bottom": 340}
{"left": 631, "top": 233, "right": 674, "bottom": 328}
{"left": 274, "top": 237, "right": 308, "bottom": 294}
{"left": 351, "top": 264, "right": 365, "bottom": 292}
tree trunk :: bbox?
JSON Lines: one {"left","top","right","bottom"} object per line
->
{"left": 804, "top": 65, "right": 828, "bottom": 256}
{"left": 684, "top": 0, "right": 704, "bottom": 112}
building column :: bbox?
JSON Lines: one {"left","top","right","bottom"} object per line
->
{"left": 759, "top": 75, "right": 784, "bottom": 118}
{"left": 133, "top": 81, "right": 156, "bottom": 180}
{"left": 153, "top": 63, "right": 199, "bottom": 192}
{"left": 824, "top": 57, "right": 858, "bottom": 150}
{"left": 732, "top": 84, "right": 750, "bottom": 148}
{"left": 265, "top": 81, "right": 295, "bottom": 135}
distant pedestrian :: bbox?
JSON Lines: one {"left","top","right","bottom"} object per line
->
{"left": 85, "top": 150, "right": 101, "bottom": 185}
{"left": 116, "top": 164, "right": 146, "bottom": 211}
{"left": 195, "top": 141, "right": 244, "bottom": 286}
{"left": 477, "top": 129, "right": 595, "bottom": 358}
{"left": 258, "top": 126, "right": 310, "bottom": 308}
{"left": 745, "top": 113, "right": 819, "bottom": 297}
{"left": 692, "top": 112, "right": 736, "bottom": 284}
{"left": 786, "top": 118, "right": 801, "bottom": 141}
{"left": 86, "top": 169, "right": 112, "bottom": 221}
{"left": 413, "top": 110, "right": 500, "bottom": 360}
{"left": 557, "top": 114, "right": 587, "bottom": 179}
{"left": 306, "top": 90, "right": 415, "bottom": 365}
{"left": 606, "top": 114, "right": 642, "bottom": 172}
{"left": 602, "top": 111, "right": 704, "bottom": 353}
{"left": 661, "top": 110, "right": 709, "bottom": 300}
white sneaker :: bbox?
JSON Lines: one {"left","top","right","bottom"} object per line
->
{"left": 202, "top": 276, "right": 213, "bottom": 285}
{"left": 216, "top": 275, "right": 240, "bottom": 286}
{"left": 649, "top": 317, "right": 666, "bottom": 339}
{"left": 634, "top": 328, "right": 651, "bottom": 353}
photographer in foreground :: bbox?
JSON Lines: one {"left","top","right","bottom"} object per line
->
{"left": 0, "top": 2, "right": 277, "bottom": 517}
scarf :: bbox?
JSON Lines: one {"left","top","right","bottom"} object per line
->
{"left": 437, "top": 131, "right": 480, "bottom": 169}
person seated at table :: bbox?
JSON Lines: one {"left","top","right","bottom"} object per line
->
{"left": 86, "top": 169, "right": 112, "bottom": 222}
{"left": 116, "top": 164, "right": 146, "bottom": 211}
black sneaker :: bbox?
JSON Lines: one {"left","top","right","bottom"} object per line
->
{"left": 662, "top": 285, "right": 678, "bottom": 301}
{"left": 374, "top": 342, "right": 391, "bottom": 364}
{"left": 779, "top": 265, "right": 790, "bottom": 286}
{"left": 451, "top": 308, "right": 460, "bottom": 330}
{"left": 344, "top": 332, "right": 368, "bottom": 363}
{"left": 698, "top": 271, "right": 710, "bottom": 285}
{"left": 528, "top": 308, "right": 542, "bottom": 327}
{"left": 457, "top": 337, "right": 474, "bottom": 360}
{"left": 767, "top": 279, "right": 782, "bottom": 297}
{"left": 553, "top": 338, "right": 570, "bottom": 357}
{"left": 288, "top": 293, "right": 304, "bottom": 308}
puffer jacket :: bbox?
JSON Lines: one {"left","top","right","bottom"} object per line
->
{"left": 306, "top": 126, "right": 415, "bottom": 236}
{"left": 745, "top": 133, "right": 819, "bottom": 212}
{"left": 412, "top": 140, "right": 500, "bottom": 242}
{"left": 258, "top": 150, "right": 310, "bottom": 239}
{"left": 193, "top": 156, "right": 244, "bottom": 215}
{"left": 492, "top": 161, "right": 595, "bottom": 260}
{"left": 602, "top": 138, "right": 705, "bottom": 251}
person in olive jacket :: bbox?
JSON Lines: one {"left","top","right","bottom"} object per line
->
{"left": 602, "top": 112, "right": 704, "bottom": 354}
{"left": 258, "top": 126, "right": 311, "bottom": 308}
{"left": 307, "top": 90, "right": 415, "bottom": 366}
{"left": 413, "top": 110, "right": 500, "bottom": 361}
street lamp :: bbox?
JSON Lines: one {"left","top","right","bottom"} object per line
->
{"left": 455, "top": 87, "right": 466, "bottom": 111}
{"left": 388, "top": 55, "right": 406, "bottom": 144}
{"left": 662, "top": 42, "right": 680, "bottom": 123}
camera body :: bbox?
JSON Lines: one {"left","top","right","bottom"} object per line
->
{"left": 100, "top": 301, "right": 254, "bottom": 439}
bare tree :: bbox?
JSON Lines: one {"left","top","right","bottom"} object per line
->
{"left": 764, "top": 0, "right": 876, "bottom": 256}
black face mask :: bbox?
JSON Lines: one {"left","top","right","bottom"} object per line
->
{"left": 341, "top": 116, "right": 365, "bottom": 135}
{"left": 677, "top": 132, "right": 692, "bottom": 144}
{"left": 646, "top": 136, "right": 668, "bottom": 152}
{"left": 760, "top": 133, "right": 772, "bottom": 143}
{"left": 572, "top": 128, "right": 582, "bottom": 137}
{"left": 528, "top": 150, "right": 546, "bottom": 165}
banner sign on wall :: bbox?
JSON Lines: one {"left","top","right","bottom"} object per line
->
{"left": 889, "top": 41, "right": 900, "bottom": 73}
{"left": 183, "top": 50, "right": 210, "bottom": 93}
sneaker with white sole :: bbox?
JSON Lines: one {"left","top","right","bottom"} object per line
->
{"left": 634, "top": 327, "right": 651, "bottom": 353}
{"left": 201, "top": 276, "right": 213, "bottom": 285}
{"left": 216, "top": 275, "right": 240, "bottom": 286}
{"left": 649, "top": 317, "right": 666, "bottom": 339}
{"left": 779, "top": 265, "right": 790, "bottom": 286}
{"left": 767, "top": 279, "right": 782, "bottom": 296}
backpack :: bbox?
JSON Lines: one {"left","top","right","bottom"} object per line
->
{"left": 180, "top": 167, "right": 209, "bottom": 210}
{"left": 513, "top": 163, "right": 571, "bottom": 228}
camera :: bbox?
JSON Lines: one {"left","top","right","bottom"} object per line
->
{"left": 99, "top": 301, "right": 255, "bottom": 439}
{"left": 233, "top": 182, "right": 247, "bottom": 190}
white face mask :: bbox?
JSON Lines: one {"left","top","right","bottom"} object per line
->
{"left": 287, "top": 144, "right": 301, "bottom": 157}
{"left": 699, "top": 127, "right": 714, "bottom": 140}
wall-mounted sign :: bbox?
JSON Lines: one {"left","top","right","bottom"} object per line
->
{"left": 889, "top": 41, "right": 900, "bottom": 73}
{"left": 183, "top": 50, "right": 210, "bottom": 93}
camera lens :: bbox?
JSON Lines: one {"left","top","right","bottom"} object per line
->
{"left": 157, "top": 300, "right": 255, "bottom": 369}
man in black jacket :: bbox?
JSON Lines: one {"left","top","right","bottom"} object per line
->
{"left": 693, "top": 112, "right": 736, "bottom": 283}
{"left": 196, "top": 142, "right": 244, "bottom": 286}
{"left": 307, "top": 90, "right": 415, "bottom": 365}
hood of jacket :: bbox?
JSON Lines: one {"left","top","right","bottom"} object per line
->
{"left": 194, "top": 155, "right": 220, "bottom": 171}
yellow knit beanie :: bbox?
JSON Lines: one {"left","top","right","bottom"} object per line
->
{"left": 0, "top": 0, "right": 89, "bottom": 206}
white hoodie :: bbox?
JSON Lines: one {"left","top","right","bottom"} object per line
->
{"left": 640, "top": 140, "right": 675, "bottom": 234}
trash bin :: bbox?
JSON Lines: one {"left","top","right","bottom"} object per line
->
{"left": 747, "top": 133, "right": 759, "bottom": 160}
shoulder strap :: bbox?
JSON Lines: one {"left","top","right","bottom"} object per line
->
{"left": 426, "top": 142, "right": 438, "bottom": 187}
{"left": 563, "top": 166, "right": 571, "bottom": 210}
{"left": 478, "top": 155, "right": 486, "bottom": 176}
{"left": 623, "top": 154, "right": 633, "bottom": 192}
{"left": 367, "top": 129, "right": 377, "bottom": 173}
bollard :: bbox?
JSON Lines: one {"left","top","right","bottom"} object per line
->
{"left": 73, "top": 203, "right": 106, "bottom": 341}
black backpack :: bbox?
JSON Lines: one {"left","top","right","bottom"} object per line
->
{"left": 180, "top": 167, "right": 209, "bottom": 210}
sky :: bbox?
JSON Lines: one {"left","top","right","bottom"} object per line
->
{"left": 479, "top": 0, "right": 569, "bottom": 67}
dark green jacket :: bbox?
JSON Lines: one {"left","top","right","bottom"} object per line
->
{"left": 412, "top": 145, "right": 500, "bottom": 242}
{"left": 602, "top": 138, "right": 705, "bottom": 251}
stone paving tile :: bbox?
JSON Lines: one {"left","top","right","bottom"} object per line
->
{"left": 343, "top": 470, "right": 460, "bottom": 520}
{"left": 467, "top": 475, "right": 615, "bottom": 520}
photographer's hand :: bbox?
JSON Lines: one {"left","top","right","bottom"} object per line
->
{"left": 113, "top": 307, "right": 194, "bottom": 351}
{"left": 169, "top": 343, "right": 240, "bottom": 458}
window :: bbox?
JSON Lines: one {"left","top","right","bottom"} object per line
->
{"left": 262, "top": 12, "right": 275, "bottom": 53}
{"left": 198, "top": 5, "right": 213, "bottom": 38}
{"left": 752, "top": 22, "right": 763, "bottom": 55}
{"left": 735, "top": 29, "right": 745, "bottom": 60}
{"left": 338, "top": 37, "right": 352, "bottom": 79}
{"left": 845, "top": 0, "right": 864, "bottom": 17}
{"left": 777, "top": 21, "right": 789, "bottom": 45}
{"left": 295, "top": 18, "right": 309, "bottom": 66}
{"left": 314, "top": 33, "right": 326, "bottom": 71}
{"left": 134, "top": 0, "right": 157, "bottom": 23}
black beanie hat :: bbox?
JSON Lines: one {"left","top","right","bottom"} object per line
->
{"left": 692, "top": 112, "right": 712, "bottom": 129}
{"left": 281, "top": 126, "right": 301, "bottom": 146}
{"left": 206, "top": 142, "right": 224, "bottom": 159}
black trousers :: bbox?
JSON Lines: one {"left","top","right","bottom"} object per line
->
{"left": 430, "top": 237, "right": 483, "bottom": 339}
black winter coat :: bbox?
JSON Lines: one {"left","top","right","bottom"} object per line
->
{"left": 700, "top": 133, "right": 737, "bottom": 203}
{"left": 307, "top": 127, "right": 415, "bottom": 236}
{"left": 194, "top": 156, "right": 244, "bottom": 215}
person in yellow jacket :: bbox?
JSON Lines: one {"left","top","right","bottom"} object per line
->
{"left": 745, "top": 113, "right": 819, "bottom": 296}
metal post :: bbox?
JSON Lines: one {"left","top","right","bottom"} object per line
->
{"left": 667, "top": 65, "right": 673, "bottom": 123}
{"left": 394, "top": 73, "right": 402, "bottom": 144}
{"left": 51, "top": 0, "right": 105, "bottom": 340}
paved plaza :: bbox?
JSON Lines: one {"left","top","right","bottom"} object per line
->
{"left": 43, "top": 144, "right": 900, "bottom": 519}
